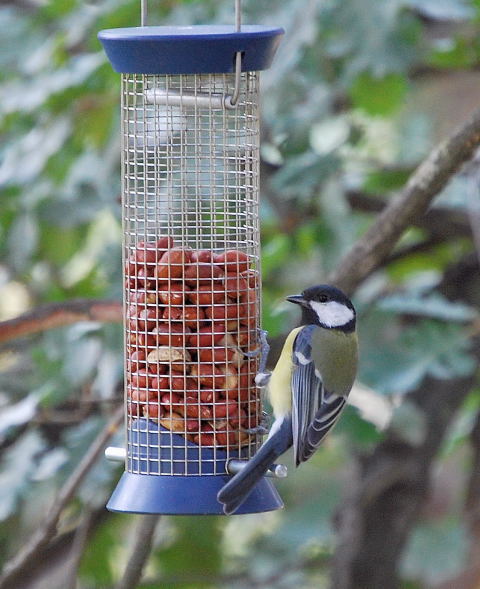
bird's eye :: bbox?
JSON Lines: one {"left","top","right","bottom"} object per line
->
{"left": 318, "top": 294, "right": 328, "bottom": 303}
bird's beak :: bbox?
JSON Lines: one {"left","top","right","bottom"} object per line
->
{"left": 286, "top": 294, "right": 308, "bottom": 307}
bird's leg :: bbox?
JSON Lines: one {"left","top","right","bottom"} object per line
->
{"left": 242, "top": 329, "right": 271, "bottom": 386}
{"left": 241, "top": 330, "right": 271, "bottom": 435}
{"left": 242, "top": 329, "right": 269, "bottom": 362}
{"left": 241, "top": 411, "right": 270, "bottom": 436}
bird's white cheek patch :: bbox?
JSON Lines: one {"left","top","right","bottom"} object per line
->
{"left": 310, "top": 300, "right": 354, "bottom": 328}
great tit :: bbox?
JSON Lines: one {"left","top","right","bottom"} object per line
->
{"left": 217, "top": 284, "right": 358, "bottom": 515}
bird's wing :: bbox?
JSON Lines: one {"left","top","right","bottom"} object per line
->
{"left": 291, "top": 325, "right": 346, "bottom": 466}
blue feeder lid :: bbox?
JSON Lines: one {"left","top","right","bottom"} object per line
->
{"left": 98, "top": 25, "right": 284, "bottom": 74}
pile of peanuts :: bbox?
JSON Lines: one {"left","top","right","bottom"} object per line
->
{"left": 126, "top": 236, "right": 260, "bottom": 447}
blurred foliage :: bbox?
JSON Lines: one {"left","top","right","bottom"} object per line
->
{"left": 0, "top": 0, "right": 480, "bottom": 588}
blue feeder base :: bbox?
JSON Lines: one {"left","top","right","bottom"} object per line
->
{"left": 107, "top": 471, "right": 283, "bottom": 515}
{"left": 107, "top": 418, "right": 283, "bottom": 515}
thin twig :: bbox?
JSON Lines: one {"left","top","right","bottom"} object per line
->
{"left": 0, "top": 299, "right": 122, "bottom": 344}
{"left": 329, "top": 107, "right": 480, "bottom": 294}
{"left": 0, "top": 406, "right": 123, "bottom": 589}
{"left": 117, "top": 515, "right": 161, "bottom": 589}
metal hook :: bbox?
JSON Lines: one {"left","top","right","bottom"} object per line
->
{"left": 225, "top": 0, "right": 243, "bottom": 109}
{"left": 140, "top": 0, "right": 243, "bottom": 109}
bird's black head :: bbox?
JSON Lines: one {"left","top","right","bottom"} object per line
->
{"left": 286, "top": 284, "right": 356, "bottom": 332}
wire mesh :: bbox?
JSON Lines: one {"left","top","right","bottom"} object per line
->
{"left": 122, "top": 71, "right": 262, "bottom": 476}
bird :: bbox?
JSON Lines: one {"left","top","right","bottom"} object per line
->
{"left": 217, "top": 284, "right": 358, "bottom": 515}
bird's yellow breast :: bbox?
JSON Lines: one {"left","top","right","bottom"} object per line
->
{"left": 267, "top": 326, "right": 303, "bottom": 417}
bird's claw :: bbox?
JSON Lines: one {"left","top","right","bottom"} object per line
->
{"left": 243, "top": 329, "right": 269, "bottom": 354}
{"left": 241, "top": 411, "right": 270, "bottom": 436}
{"left": 241, "top": 425, "right": 269, "bottom": 436}
{"left": 243, "top": 347, "right": 261, "bottom": 358}
{"left": 255, "top": 371, "right": 271, "bottom": 387}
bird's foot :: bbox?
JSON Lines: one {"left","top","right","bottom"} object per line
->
{"left": 255, "top": 371, "right": 271, "bottom": 388}
{"left": 241, "top": 411, "right": 270, "bottom": 435}
{"left": 241, "top": 425, "right": 269, "bottom": 436}
{"left": 243, "top": 347, "right": 261, "bottom": 359}
{"left": 243, "top": 329, "right": 270, "bottom": 368}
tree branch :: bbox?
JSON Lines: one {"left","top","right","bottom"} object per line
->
{"left": 346, "top": 190, "right": 471, "bottom": 241}
{"left": 329, "top": 107, "right": 480, "bottom": 294}
{"left": 116, "top": 515, "right": 161, "bottom": 589}
{"left": 0, "top": 299, "right": 122, "bottom": 344}
{"left": 0, "top": 406, "right": 123, "bottom": 589}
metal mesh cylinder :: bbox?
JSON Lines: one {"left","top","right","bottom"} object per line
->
{"left": 123, "top": 72, "right": 262, "bottom": 476}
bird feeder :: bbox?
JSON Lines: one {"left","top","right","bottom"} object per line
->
{"left": 99, "top": 2, "right": 284, "bottom": 515}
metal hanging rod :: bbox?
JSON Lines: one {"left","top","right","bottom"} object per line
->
{"left": 105, "top": 446, "right": 127, "bottom": 462}
{"left": 226, "top": 0, "right": 242, "bottom": 108}
{"left": 141, "top": 0, "right": 147, "bottom": 26}
{"left": 227, "top": 459, "right": 288, "bottom": 479}
{"left": 105, "top": 449, "right": 288, "bottom": 479}
{"left": 145, "top": 88, "right": 238, "bottom": 110}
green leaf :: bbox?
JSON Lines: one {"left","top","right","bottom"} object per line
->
{"left": 389, "top": 401, "right": 428, "bottom": 446}
{"left": 401, "top": 518, "right": 468, "bottom": 584}
{"left": 428, "top": 37, "right": 476, "bottom": 69}
{"left": 0, "top": 116, "right": 71, "bottom": 186}
{"left": 7, "top": 211, "right": 39, "bottom": 271}
{"left": 360, "top": 317, "right": 476, "bottom": 395}
{"left": 310, "top": 116, "right": 350, "bottom": 155}
{"left": 0, "top": 430, "right": 45, "bottom": 521}
{"left": 0, "top": 393, "right": 38, "bottom": 443}
{"left": 295, "top": 221, "right": 331, "bottom": 256}
{"left": 363, "top": 168, "right": 411, "bottom": 193}
{"left": 379, "top": 292, "right": 478, "bottom": 322}
{"left": 323, "top": 0, "right": 421, "bottom": 77}
{"left": 349, "top": 72, "right": 408, "bottom": 116}
{"left": 62, "top": 333, "right": 103, "bottom": 387}
{"left": 32, "top": 447, "right": 68, "bottom": 481}
{"left": 0, "top": 53, "right": 104, "bottom": 116}
{"left": 261, "top": 234, "right": 292, "bottom": 277}
{"left": 270, "top": 151, "right": 340, "bottom": 199}
{"left": 0, "top": 7, "right": 42, "bottom": 72}
{"left": 408, "top": 0, "right": 474, "bottom": 21}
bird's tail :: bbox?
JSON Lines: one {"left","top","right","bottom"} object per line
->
{"left": 217, "top": 416, "right": 292, "bottom": 515}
